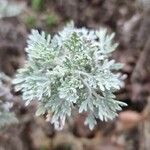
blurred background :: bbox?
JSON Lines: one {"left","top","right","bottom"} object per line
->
{"left": 0, "top": 0, "right": 150, "bottom": 150}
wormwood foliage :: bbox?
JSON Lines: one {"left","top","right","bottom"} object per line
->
{"left": 13, "top": 22, "right": 126, "bottom": 130}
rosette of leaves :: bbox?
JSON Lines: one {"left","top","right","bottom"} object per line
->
{"left": 13, "top": 22, "right": 126, "bottom": 130}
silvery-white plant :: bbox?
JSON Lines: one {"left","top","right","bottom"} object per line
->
{"left": 0, "top": 72, "right": 17, "bottom": 127}
{"left": 13, "top": 22, "right": 126, "bottom": 130}
{"left": 0, "top": 0, "right": 25, "bottom": 18}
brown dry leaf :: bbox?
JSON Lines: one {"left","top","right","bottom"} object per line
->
{"left": 117, "top": 110, "right": 142, "bottom": 131}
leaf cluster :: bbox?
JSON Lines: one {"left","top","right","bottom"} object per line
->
{"left": 13, "top": 22, "right": 126, "bottom": 130}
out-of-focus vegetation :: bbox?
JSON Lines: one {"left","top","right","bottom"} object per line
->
{"left": 45, "top": 15, "right": 57, "bottom": 27}
{"left": 0, "top": 0, "right": 25, "bottom": 18}
{"left": 24, "top": 15, "right": 36, "bottom": 28}
{"left": 0, "top": 73, "right": 18, "bottom": 128}
{"left": 31, "top": 0, "right": 43, "bottom": 11}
